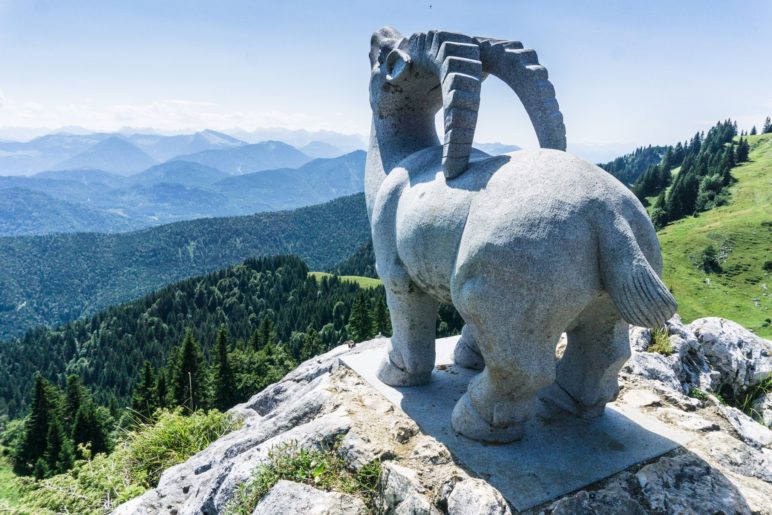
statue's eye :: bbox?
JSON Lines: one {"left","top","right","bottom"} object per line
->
{"left": 377, "top": 48, "right": 388, "bottom": 66}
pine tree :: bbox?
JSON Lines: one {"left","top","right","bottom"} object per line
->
{"left": 155, "top": 372, "right": 168, "bottom": 409}
{"left": 131, "top": 361, "right": 157, "bottom": 418}
{"left": 72, "top": 401, "right": 109, "bottom": 458}
{"left": 45, "top": 415, "right": 73, "bottom": 474}
{"left": 171, "top": 329, "right": 207, "bottom": 411}
{"left": 15, "top": 373, "right": 51, "bottom": 475}
{"left": 750, "top": 125, "right": 757, "bottom": 136}
{"left": 214, "top": 326, "right": 236, "bottom": 411}
{"left": 763, "top": 116, "right": 772, "bottom": 134}
{"left": 650, "top": 190, "right": 668, "bottom": 230}
{"left": 257, "top": 317, "right": 275, "bottom": 349}
{"left": 64, "top": 375, "right": 82, "bottom": 428}
{"left": 347, "top": 294, "right": 373, "bottom": 342}
{"left": 372, "top": 295, "right": 391, "bottom": 336}
{"left": 735, "top": 137, "right": 749, "bottom": 162}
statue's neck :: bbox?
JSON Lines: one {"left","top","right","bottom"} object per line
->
{"left": 365, "top": 114, "right": 439, "bottom": 220}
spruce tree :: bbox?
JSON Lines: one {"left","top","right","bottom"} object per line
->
{"left": 171, "top": 330, "right": 206, "bottom": 411}
{"left": 347, "top": 294, "right": 373, "bottom": 342}
{"left": 72, "top": 401, "right": 109, "bottom": 458}
{"left": 763, "top": 116, "right": 772, "bottom": 134}
{"left": 750, "top": 125, "right": 757, "bottom": 136}
{"left": 650, "top": 190, "right": 668, "bottom": 230}
{"left": 15, "top": 373, "right": 51, "bottom": 475}
{"left": 131, "top": 361, "right": 157, "bottom": 418}
{"left": 372, "top": 295, "right": 391, "bottom": 336}
{"left": 64, "top": 375, "right": 82, "bottom": 429}
{"left": 155, "top": 372, "right": 168, "bottom": 409}
{"left": 214, "top": 326, "right": 236, "bottom": 411}
{"left": 257, "top": 317, "right": 275, "bottom": 349}
{"left": 45, "top": 415, "right": 73, "bottom": 474}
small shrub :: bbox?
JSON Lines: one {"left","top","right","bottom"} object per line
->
{"left": 648, "top": 326, "right": 673, "bottom": 356}
{"left": 763, "top": 260, "right": 772, "bottom": 273}
{"left": 700, "top": 244, "right": 722, "bottom": 274}
{"left": 688, "top": 388, "right": 709, "bottom": 401}
{"left": 226, "top": 441, "right": 381, "bottom": 515}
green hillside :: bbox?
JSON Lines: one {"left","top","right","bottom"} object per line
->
{"left": 659, "top": 133, "right": 772, "bottom": 337}
{"left": 0, "top": 194, "right": 370, "bottom": 341}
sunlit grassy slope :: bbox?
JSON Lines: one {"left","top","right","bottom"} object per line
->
{"left": 658, "top": 133, "right": 772, "bottom": 337}
{"left": 309, "top": 271, "right": 382, "bottom": 289}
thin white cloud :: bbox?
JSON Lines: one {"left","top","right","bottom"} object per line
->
{"left": 0, "top": 99, "right": 364, "bottom": 135}
{"left": 0, "top": 89, "right": 6, "bottom": 109}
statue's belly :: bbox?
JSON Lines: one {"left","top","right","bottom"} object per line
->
{"left": 394, "top": 174, "right": 472, "bottom": 303}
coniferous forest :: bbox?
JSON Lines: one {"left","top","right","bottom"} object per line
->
{"left": 600, "top": 119, "right": 749, "bottom": 229}
{"left": 0, "top": 255, "right": 464, "bottom": 481}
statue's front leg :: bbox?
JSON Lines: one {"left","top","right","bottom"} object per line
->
{"left": 377, "top": 279, "right": 438, "bottom": 386}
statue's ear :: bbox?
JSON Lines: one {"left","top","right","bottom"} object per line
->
{"left": 370, "top": 26, "right": 403, "bottom": 68}
{"left": 384, "top": 49, "right": 411, "bottom": 82}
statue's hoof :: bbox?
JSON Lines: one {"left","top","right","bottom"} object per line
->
{"left": 376, "top": 356, "right": 431, "bottom": 386}
{"left": 451, "top": 393, "right": 524, "bottom": 443}
{"left": 453, "top": 336, "right": 484, "bottom": 371}
{"left": 538, "top": 383, "right": 606, "bottom": 420}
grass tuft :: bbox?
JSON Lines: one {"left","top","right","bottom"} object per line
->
{"left": 648, "top": 326, "right": 674, "bottom": 356}
{"left": 226, "top": 440, "right": 381, "bottom": 515}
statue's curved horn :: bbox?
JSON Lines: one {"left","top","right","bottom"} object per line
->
{"left": 475, "top": 37, "right": 566, "bottom": 151}
{"left": 423, "top": 31, "right": 483, "bottom": 179}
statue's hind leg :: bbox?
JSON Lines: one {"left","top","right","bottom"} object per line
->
{"left": 540, "top": 294, "right": 630, "bottom": 418}
{"left": 451, "top": 277, "right": 558, "bottom": 442}
{"left": 376, "top": 285, "right": 439, "bottom": 386}
{"left": 453, "top": 324, "right": 484, "bottom": 371}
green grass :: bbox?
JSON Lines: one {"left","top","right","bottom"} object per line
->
{"left": 309, "top": 272, "right": 382, "bottom": 289}
{"left": 0, "top": 453, "right": 31, "bottom": 514}
{"left": 226, "top": 441, "right": 381, "bottom": 514}
{"left": 648, "top": 326, "right": 673, "bottom": 355}
{"left": 0, "top": 409, "right": 240, "bottom": 515}
{"left": 658, "top": 134, "right": 772, "bottom": 337}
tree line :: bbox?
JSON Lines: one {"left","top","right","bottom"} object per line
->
{"left": 628, "top": 119, "right": 750, "bottom": 229}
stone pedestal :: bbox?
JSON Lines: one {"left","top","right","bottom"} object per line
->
{"left": 341, "top": 336, "right": 694, "bottom": 511}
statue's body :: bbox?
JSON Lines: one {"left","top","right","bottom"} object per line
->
{"left": 366, "top": 28, "right": 677, "bottom": 442}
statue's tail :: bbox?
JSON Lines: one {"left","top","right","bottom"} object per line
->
{"left": 598, "top": 218, "right": 677, "bottom": 328}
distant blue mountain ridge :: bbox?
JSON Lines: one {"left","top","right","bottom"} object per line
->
{"left": 0, "top": 129, "right": 366, "bottom": 236}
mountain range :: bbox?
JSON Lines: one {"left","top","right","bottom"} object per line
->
{"left": 0, "top": 130, "right": 366, "bottom": 236}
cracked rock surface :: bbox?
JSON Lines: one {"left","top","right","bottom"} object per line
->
{"left": 114, "top": 318, "right": 772, "bottom": 514}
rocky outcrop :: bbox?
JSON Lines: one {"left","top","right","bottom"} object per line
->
{"left": 115, "top": 318, "right": 772, "bottom": 514}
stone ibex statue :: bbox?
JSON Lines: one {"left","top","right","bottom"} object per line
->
{"left": 366, "top": 27, "right": 677, "bottom": 443}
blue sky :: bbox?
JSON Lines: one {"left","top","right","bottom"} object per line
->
{"left": 1, "top": 0, "right": 770, "bottom": 159}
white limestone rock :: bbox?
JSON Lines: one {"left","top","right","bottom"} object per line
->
{"left": 635, "top": 454, "right": 752, "bottom": 515}
{"left": 623, "top": 350, "right": 684, "bottom": 392}
{"left": 719, "top": 405, "right": 772, "bottom": 448}
{"left": 252, "top": 480, "right": 367, "bottom": 515}
{"left": 548, "top": 482, "right": 645, "bottom": 515}
{"left": 628, "top": 326, "right": 652, "bottom": 352}
{"left": 379, "top": 462, "right": 438, "bottom": 515}
{"left": 446, "top": 479, "right": 512, "bottom": 515}
{"left": 688, "top": 317, "right": 772, "bottom": 396}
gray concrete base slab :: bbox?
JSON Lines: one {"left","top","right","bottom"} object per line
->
{"left": 341, "top": 336, "right": 694, "bottom": 511}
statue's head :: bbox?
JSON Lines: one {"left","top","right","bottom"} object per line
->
{"left": 369, "top": 27, "right": 566, "bottom": 178}
{"left": 369, "top": 27, "right": 483, "bottom": 178}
